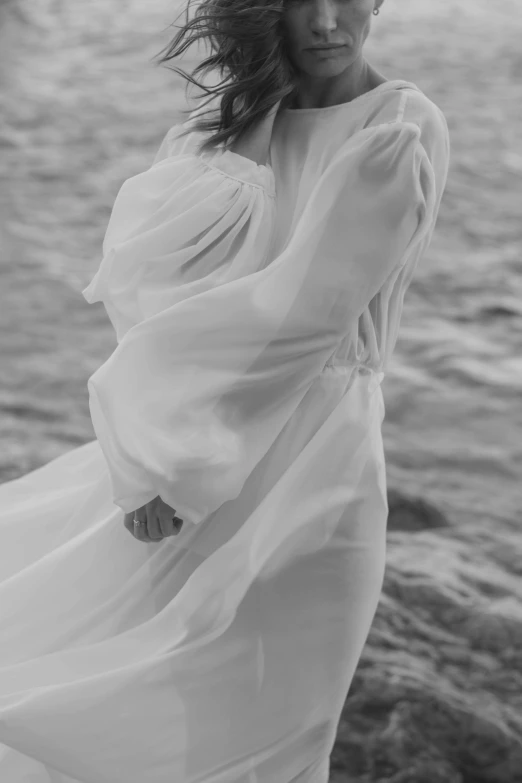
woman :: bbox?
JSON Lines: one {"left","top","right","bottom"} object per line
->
{"left": 0, "top": 0, "right": 449, "bottom": 780}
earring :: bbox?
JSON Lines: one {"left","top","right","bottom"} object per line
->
{"left": 373, "top": 8, "right": 380, "bottom": 14}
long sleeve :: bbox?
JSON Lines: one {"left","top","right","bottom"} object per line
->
{"left": 82, "top": 117, "right": 276, "bottom": 343}
{"left": 83, "top": 120, "right": 443, "bottom": 524}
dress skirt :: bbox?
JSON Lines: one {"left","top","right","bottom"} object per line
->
{"left": 0, "top": 369, "right": 387, "bottom": 783}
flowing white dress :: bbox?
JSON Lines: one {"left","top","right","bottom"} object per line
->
{"left": 0, "top": 80, "right": 449, "bottom": 783}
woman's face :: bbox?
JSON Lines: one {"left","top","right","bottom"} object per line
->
{"left": 282, "top": 0, "right": 382, "bottom": 79}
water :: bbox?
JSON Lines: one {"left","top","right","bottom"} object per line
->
{"left": 0, "top": 0, "right": 520, "bottom": 531}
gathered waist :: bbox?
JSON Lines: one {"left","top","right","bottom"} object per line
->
{"left": 321, "top": 361, "right": 385, "bottom": 395}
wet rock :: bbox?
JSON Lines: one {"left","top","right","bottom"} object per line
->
{"left": 387, "top": 489, "right": 451, "bottom": 532}
{"left": 329, "top": 528, "right": 522, "bottom": 782}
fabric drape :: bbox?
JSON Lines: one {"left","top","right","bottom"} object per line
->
{"left": 83, "top": 121, "right": 436, "bottom": 525}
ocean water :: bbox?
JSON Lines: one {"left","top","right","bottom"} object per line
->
{"left": 0, "top": 0, "right": 520, "bottom": 535}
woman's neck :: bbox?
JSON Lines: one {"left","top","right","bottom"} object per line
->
{"left": 288, "top": 61, "right": 388, "bottom": 110}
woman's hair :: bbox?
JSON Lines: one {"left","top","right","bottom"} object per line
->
{"left": 152, "top": 0, "right": 300, "bottom": 157}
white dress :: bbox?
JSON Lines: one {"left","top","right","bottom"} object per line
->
{"left": 0, "top": 80, "right": 449, "bottom": 783}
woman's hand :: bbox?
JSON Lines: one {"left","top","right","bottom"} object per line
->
{"left": 124, "top": 496, "right": 184, "bottom": 544}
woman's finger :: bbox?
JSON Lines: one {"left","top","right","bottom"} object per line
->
{"left": 123, "top": 511, "right": 149, "bottom": 541}
{"left": 132, "top": 509, "right": 153, "bottom": 543}
{"left": 146, "top": 509, "right": 165, "bottom": 542}
{"left": 123, "top": 512, "right": 135, "bottom": 536}
{"left": 158, "top": 511, "right": 183, "bottom": 538}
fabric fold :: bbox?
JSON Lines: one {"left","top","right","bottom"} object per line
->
{"left": 82, "top": 155, "right": 275, "bottom": 344}
{"left": 0, "top": 83, "right": 451, "bottom": 783}
{"left": 83, "top": 120, "right": 438, "bottom": 524}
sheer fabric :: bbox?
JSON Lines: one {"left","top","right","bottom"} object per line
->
{"left": 83, "top": 109, "right": 440, "bottom": 525}
{"left": 0, "top": 80, "right": 449, "bottom": 782}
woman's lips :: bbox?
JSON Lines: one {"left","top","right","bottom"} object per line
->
{"left": 306, "top": 46, "right": 346, "bottom": 55}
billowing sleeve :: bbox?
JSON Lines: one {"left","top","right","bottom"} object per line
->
{"left": 82, "top": 118, "right": 276, "bottom": 343}
{"left": 83, "top": 120, "right": 443, "bottom": 524}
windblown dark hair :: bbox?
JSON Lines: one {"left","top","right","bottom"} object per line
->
{"left": 152, "top": 0, "right": 300, "bottom": 157}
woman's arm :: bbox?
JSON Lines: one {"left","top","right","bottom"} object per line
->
{"left": 86, "top": 121, "right": 444, "bottom": 524}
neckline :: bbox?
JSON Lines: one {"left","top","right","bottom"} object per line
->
{"left": 282, "top": 79, "right": 418, "bottom": 115}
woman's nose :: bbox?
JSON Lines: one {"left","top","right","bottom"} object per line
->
{"left": 309, "top": 0, "right": 339, "bottom": 33}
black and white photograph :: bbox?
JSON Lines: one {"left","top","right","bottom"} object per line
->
{"left": 0, "top": 0, "right": 520, "bottom": 780}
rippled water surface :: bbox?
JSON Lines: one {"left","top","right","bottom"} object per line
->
{"left": 1, "top": 0, "right": 521, "bottom": 534}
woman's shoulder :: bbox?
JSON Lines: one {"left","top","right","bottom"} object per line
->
{"left": 363, "top": 79, "right": 446, "bottom": 130}
{"left": 400, "top": 84, "right": 448, "bottom": 136}
{"left": 362, "top": 80, "right": 449, "bottom": 159}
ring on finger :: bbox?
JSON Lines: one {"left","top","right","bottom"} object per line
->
{"left": 133, "top": 515, "right": 149, "bottom": 538}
